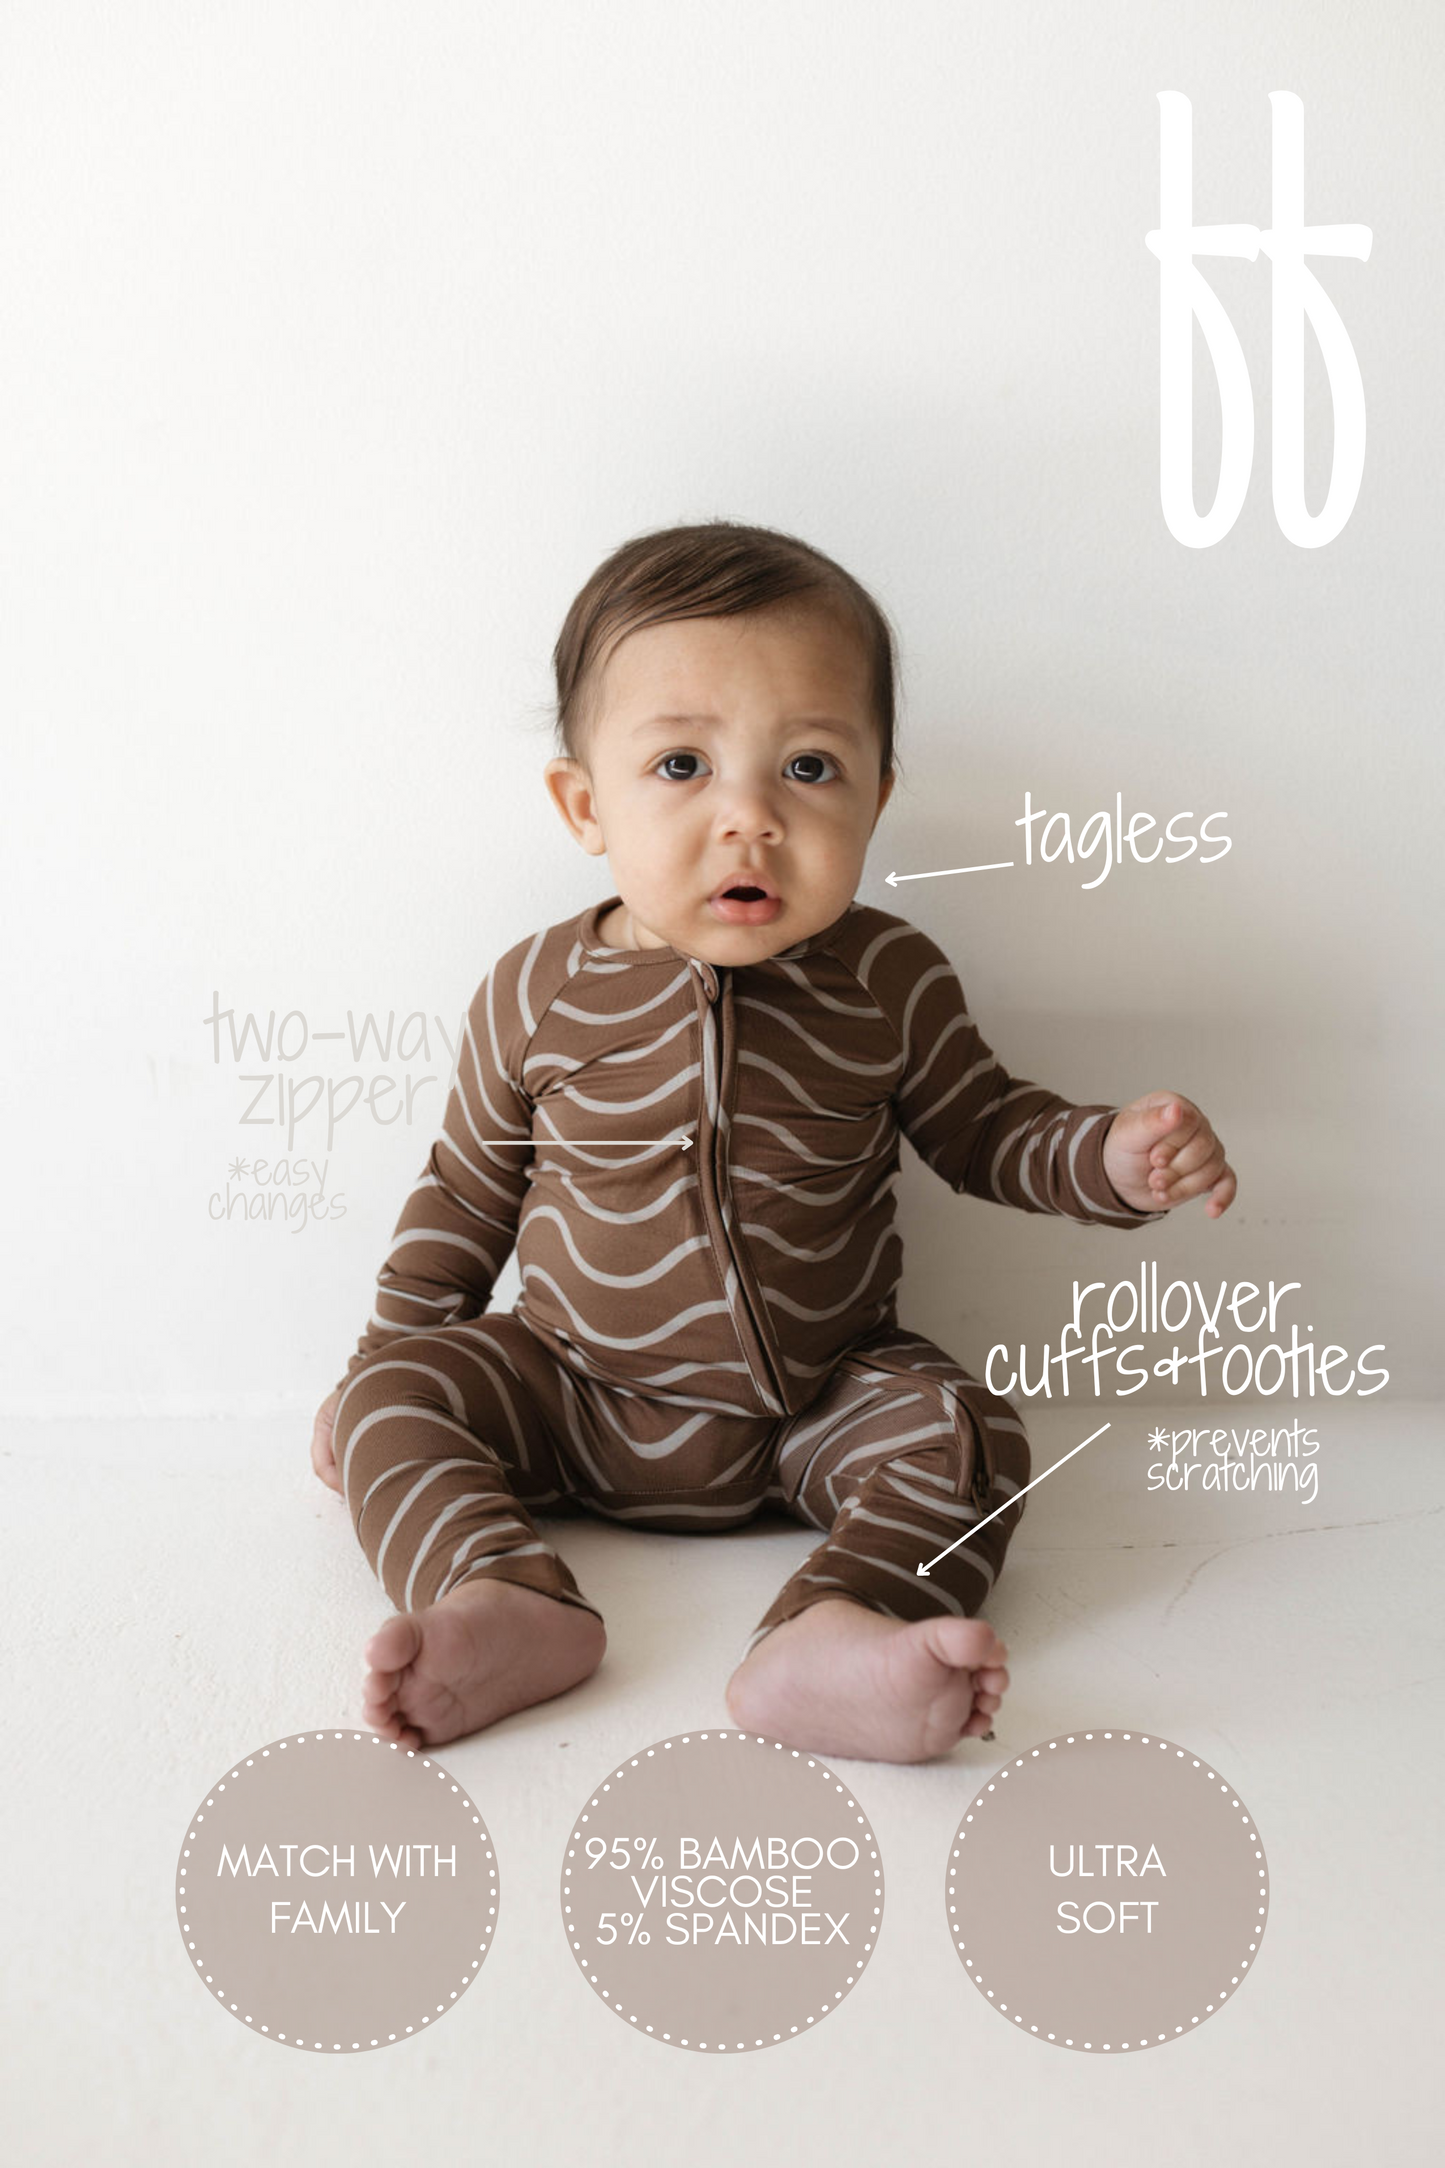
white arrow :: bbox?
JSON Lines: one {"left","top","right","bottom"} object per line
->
{"left": 486, "top": 1136, "right": 694, "bottom": 1149}
{"left": 916, "top": 1422, "right": 1110, "bottom": 1576}
{"left": 885, "top": 862, "right": 1014, "bottom": 886}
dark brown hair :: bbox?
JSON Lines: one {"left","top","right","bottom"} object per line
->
{"left": 550, "top": 518, "right": 903, "bottom": 782}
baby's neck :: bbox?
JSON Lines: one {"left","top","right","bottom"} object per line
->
{"left": 597, "top": 903, "right": 669, "bottom": 951}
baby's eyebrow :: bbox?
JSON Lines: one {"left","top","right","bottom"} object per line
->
{"left": 633, "top": 713, "right": 860, "bottom": 742}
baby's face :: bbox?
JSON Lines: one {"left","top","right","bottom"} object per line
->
{"left": 544, "top": 604, "right": 895, "bottom": 964}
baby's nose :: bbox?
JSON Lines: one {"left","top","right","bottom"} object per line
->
{"left": 716, "top": 785, "right": 785, "bottom": 838}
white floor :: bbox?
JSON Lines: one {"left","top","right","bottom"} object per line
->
{"left": 4, "top": 1399, "right": 1441, "bottom": 2167}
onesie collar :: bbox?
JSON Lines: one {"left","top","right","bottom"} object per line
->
{"left": 578, "top": 894, "right": 858, "bottom": 966}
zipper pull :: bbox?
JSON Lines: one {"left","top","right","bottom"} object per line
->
{"left": 690, "top": 957, "right": 720, "bottom": 1002}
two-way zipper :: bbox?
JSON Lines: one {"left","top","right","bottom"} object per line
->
{"left": 688, "top": 957, "right": 788, "bottom": 1416}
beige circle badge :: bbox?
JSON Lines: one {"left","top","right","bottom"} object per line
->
{"left": 561, "top": 1731, "right": 884, "bottom": 2052}
{"left": 176, "top": 1732, "right": 499, "bottom": 2050}
{"left": 947, "top": 1730, "right": 1268, "bottom": 2051}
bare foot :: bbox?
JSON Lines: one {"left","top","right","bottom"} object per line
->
{"left": 361, "top": 1577, "right": 606, "bottom": 1749}
{"left": 724, "top": 1598, "right": 1009, "bottom": 1763}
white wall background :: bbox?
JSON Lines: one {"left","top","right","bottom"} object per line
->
{"left": 2, "top": 0, "right": 1441, "bottom": 1410}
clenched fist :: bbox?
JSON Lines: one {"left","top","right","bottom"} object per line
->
{"left": 1103, "top": 1092, "right": 1235, "bottom": 1219}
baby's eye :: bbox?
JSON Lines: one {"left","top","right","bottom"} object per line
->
{"left": 654, "top": 750, "right": 710, "bottom": 782}
{"left": 650, "top": 749, "right": 840, "bottom": 784}
{"left": 785, "top": 751, "right": 839, "bottom": 784}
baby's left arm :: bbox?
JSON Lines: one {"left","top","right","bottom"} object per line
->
{"left": 878, "top": 922, "right": 1233, "bottom": 1228}
{"left": 1103, "top": 1092, "right": 1236, "bottom": 1219}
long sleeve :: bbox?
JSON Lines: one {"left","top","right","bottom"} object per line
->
{"left": 335, "top": 940, "right": 539, "bottom": 1391}
{"left": 884, "top": 924, "right": 1165, "bottom": 1228}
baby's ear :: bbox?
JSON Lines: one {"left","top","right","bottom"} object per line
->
{"left": 542, "top": 759, "right": 606, "bottom": 851}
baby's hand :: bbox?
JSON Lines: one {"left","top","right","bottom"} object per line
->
{"left": 1103, "top": 1093, "right": 1236, "bottom": 1219}
{"left": 311, "top": 1387, "right": 344, "bottom": 1494}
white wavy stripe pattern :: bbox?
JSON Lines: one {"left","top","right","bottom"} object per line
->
{"left": 345, "top": 904, "right": 1159, "bottom": 1415}
{"left": 334, "top": 900, "right": 1161, "bottom": 1625}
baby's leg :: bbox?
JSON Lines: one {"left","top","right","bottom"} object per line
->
{"left": 333, "top": 1313, "right": 605, "bottom": 1748}
{"left": 726, "top": 1329, "right": 1028, "bottom": 1762}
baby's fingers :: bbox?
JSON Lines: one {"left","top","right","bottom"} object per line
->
{"left": 1156, "top": 1125, "right": 1223, "bottom": 1183}
{"left": 1156, "top": 1142, "right": 1220, "bottom": 1196}
{"left": 313, "top": 1446, "right": 344, "bottom": 1495}
{"left": 1150, "top": 1144, "right": 1209, "bottom": 1200}
{"left": 1148, "top": 1103, "right": 1203, "bottom": 1168}
{"left": 310, "top": 1403, "right": 344, "bottom": 1493}
{"left": 1204, "top": 1165, "right": 1237, "bottom": 1218}
{"left": 1160, "top": 1154, "right": 1235, "bottom": 1212}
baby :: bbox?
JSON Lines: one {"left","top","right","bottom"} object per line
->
{"left": 310, "top": 519, "right": 1234, "bottom": 1764}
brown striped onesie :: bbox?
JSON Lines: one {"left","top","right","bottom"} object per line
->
{"left": 333, "top": 893, "right": 1160, "bottom": 1663}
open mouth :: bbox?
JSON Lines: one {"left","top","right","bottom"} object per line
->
{"left": 710, "top": 875, "right": 782, "bottom": 923}
{"left": 711, "top": 871, "right": 779, "bottom": 902}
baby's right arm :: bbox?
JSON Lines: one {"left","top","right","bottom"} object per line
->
{"left": 328, "top": 946, "right": 537, "bottom": 1401}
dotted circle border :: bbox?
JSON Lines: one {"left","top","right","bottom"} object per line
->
{"left": 175, "top": 1730, "right": 499, "bottom": 2052}
{"left": 945, "top": 1730, "right": 1268, "bottom": 2052}
{"left": 560, "top": 1729, "right": 885, "bottom": 2054}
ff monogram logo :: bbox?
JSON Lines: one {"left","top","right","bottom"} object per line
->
{"left": 1145, "top": 92, "right": 1372, "bottom": 549}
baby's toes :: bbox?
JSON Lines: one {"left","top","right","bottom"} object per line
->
{"left": 366, "top": 1704, "right": 420, "bottom": 1749}
{"left": 975, "top": 1664, "right": 1010, "bottom": 1698}
{"left": 365, "top": 1612, "right": 422, "bottom": 1673}
{"left": 925, "top": 1616, "right": 999, "bottom": 1670}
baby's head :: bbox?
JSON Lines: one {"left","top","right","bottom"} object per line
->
{"left": 544, "top": 519, "right": 902, "bottom": 964}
